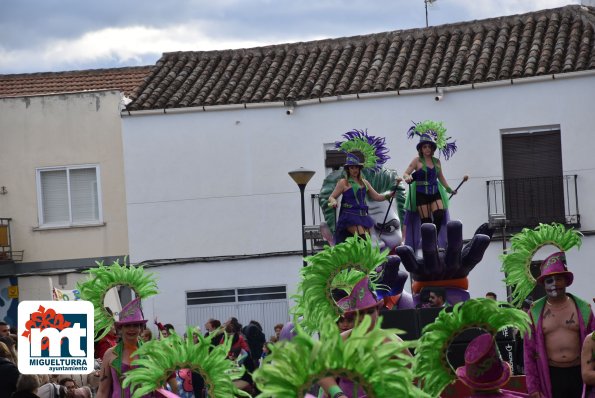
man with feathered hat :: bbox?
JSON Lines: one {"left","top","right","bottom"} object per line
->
{"left": 501, "top": 224, "right": 595, "bottom": 398}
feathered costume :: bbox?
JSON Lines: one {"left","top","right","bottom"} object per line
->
{"left": 413, "top": 299, "right": 530, "bottom": 397}
{"left": 78, "top": 259, "right": 158, "bottom": 341}
{"left": 500, "top": 223, "right": 582, "bottom": 308}
{"left": 253, "top": 317, "right": 427, "bottom": 398}
{"left": 123, "top": 328, "right": 249, "bottom": 398}
{"left": 332, "top": 129, "right": 391, "bottom": 244}
{"left": 291, "top": 235, "right": 387, "bottom": 334}
{"left": 403, "top": 120, "right": 457, "bottom": 250}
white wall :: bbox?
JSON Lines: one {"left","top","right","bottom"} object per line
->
{"left": 122, "top": 73, "right": 595, "bottom": 308}
{"left": 141, "top": 256, "right": 302, "bottom": 332}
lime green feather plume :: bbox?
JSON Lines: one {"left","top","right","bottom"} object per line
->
{"left": 77, "top": 259, "right": 158, "bottom": 341}
{"left": 291, "top": 235, "right": 387, "bottom": 334}
{"left": 501, "top": 223, "right": 582, "bottom": 307}
{"left": 123, "top": 328, "right": 250, "bottom": 398}
{"left": 254, "top": 316, "right": 427, "bottom": 398}
{"left": 338, "top": 137, "right": 380, "bottom": 170}
{"left": 414, "top": 120, "right": 448, "bottom": 149}
{"left": 413, "top": 298, "right": 531, "bottom": 397}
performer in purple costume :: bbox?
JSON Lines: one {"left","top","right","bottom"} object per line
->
{"left": 329, "top": 154, "right": 393, "bottom": 244}
{"left": 402, "top": 120, "right": 457, "bottom": 250}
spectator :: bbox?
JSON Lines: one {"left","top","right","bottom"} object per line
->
{"left": 0, "top": 335, "right": 18, "bottom": 365}
{"left": 0, "top": 321, "right": 10, "bottom": 337}
{"left": 11, "top": 374, "right": 40, "bottom": 398}
{"left": 141, "top": 328, "right": 153, "bottom": 342}
{"left": 58, "top": 378, "right": 91, "bottom": 398}
{"left": 0, "top": 341, "right": 19, "bottom": 398}
{"left": 425, "top": 287, "right": 447, "bottom": 308}
{"left": 242, "top": 320, "right": 266, "bottom": 368}
{"left": 94, "top": 325, "right": 117, "bottom": 360}
{"left": 273, "top": 323, "right": 284, "bottom": 340}
{"left": 485, "top": 292, "right": 497, "bottom": 300}
{"left": 154, "top": 318, "right": 175, "bottom": 338}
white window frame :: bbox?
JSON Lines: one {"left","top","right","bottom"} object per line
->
{"left": 35, "top": 164, "right": 103, "bottom": 228}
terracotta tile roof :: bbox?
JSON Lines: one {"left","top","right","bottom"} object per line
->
{"left": 0, "top": 66, "right": 153, "bottom": 98}
{"left": 127, "top": 5, "right": 595, "bottom": 111}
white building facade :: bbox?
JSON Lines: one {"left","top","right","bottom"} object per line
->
{"left": 122, "top": 71, "right": 595, "bottom": 332}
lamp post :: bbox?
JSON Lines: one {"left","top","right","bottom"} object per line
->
{"left": 288, "top": 167, "right": 316, "bottom": 267}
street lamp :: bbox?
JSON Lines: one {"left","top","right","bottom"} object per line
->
{"left": 288, "top": 167, "right": 316, "bottom": 266}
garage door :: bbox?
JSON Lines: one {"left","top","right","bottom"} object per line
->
{"left": 186, "top": 285, "right": 289, "bottom": 340}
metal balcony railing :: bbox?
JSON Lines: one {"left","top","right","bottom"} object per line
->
{"left": 486, "top": 175, "right": 580, "bottom": 230}
{"left": 0, "top": 218, "right": 24, "bottom": 263}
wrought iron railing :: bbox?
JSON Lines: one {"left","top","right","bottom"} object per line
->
{"left": 0, "top": 218, "right": 24, "bottom": 263}
{"left": 486, "top": 175, "right": 579, "bottom": 230}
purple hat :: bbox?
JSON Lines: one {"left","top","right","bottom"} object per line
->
{"left": 343, "top": 153, "right": 364, "bottom": 167}
{"left": 336, "top": 277, "right": 383, "bottom": 314}
{"left": 455, "top": 333, "right": 512, "bottom": 391}
{"left": 416, "top": 133, "right": 437, "bottom": 152}
{"left": 115, "top": 298, "right": 147, "bottom": 327}
{"left": 535, "top": 252, "right": 573, "bottom": 286}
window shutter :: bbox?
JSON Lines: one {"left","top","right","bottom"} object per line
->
{"left": 501, "top": 130, "right": 564, "bottom": 227}
{"left": 40, "top": 170, "right": 69, "bottom": 224}
{"left": 70, "top": 168, "right": 99, "bottom": 222}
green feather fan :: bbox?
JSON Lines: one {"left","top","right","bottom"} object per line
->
{"left": 413, "top": 298, "right": 530, "bottom": 397}
{"left": 500, "top": 223, "right": 582, "bottom": 307}
{"left": 77, "top": 259, "right": 158, "bottom": 341}
{"left": 291, "top": 235, "right": 387, "bottom": 334}
{"left": 254, "top": 316, "right": 427, "bottom": 398}
{"left": 123, "top": 328, "right": 250, "bottom": 398}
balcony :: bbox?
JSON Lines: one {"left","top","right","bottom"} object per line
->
{"left": 0, "top": 218, "right": 24, "bottom": 263}
{"left": 486, "top": 175, "right": 580, "bottom": 231}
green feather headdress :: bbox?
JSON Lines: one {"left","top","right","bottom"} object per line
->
{"left": 407, "top": 120, "right": 457, "bottom": 160}
{"left": 413, "top": 298, "right": 530, "bottom": 397}
{"left": 254, "top": 316, "right": 427, "bottom": 398}
{"left": 77, "top": 259, "right": 158, "bottom": 341}
{"left": 291, "top": 235, "right": 387, "bottom": 333}
{"left": 501, "top": 223, "right": 582, "bottom": 307}
{"left": 123, "top": 328, "right": 250, "bottom": 398}
{"left": 335, "top": 129, "right": 390, "bottom": 171}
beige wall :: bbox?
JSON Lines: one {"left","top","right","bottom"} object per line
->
{"left": 0, "top": 91, "right": 128, "bottom": 264}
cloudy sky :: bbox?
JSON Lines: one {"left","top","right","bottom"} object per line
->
{"left": 0, "top": 0, "right": 581, "bottom": 74}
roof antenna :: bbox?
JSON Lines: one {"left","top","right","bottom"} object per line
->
{"left": 425, "top": 0, "right": 438, "bottom": 27}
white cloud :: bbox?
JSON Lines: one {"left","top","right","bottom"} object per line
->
{"left": 0, "top": 22, "right": 325, "bottom": 73}
{"left": 450, "top": 0, "right": 579, "bottom": 17}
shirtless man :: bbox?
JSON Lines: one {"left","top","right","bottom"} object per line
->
{"left": 524, "top": 252, "right": 595, "bottom": 398}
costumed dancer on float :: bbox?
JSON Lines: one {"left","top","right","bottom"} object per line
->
{"left": 413, "top": 298, "right": 530, "bottom": 397}
{"left": 291, "top": 235, "right": 416, "bottom": 398}
{"left": 501, "top": 223, "right": 595, "bottom": 398}
{"left": 402, "top": 120, "right": 457, "bottom": 249}
{"left": 327, "top": 129, "right": 396, "bottom": 244}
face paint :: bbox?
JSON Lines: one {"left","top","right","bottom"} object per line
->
{"left": 544, "top": 277, "right": 558, "bottom": 297}
{"left": 544, "top": 275, "right": 566, "bottom": 298}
